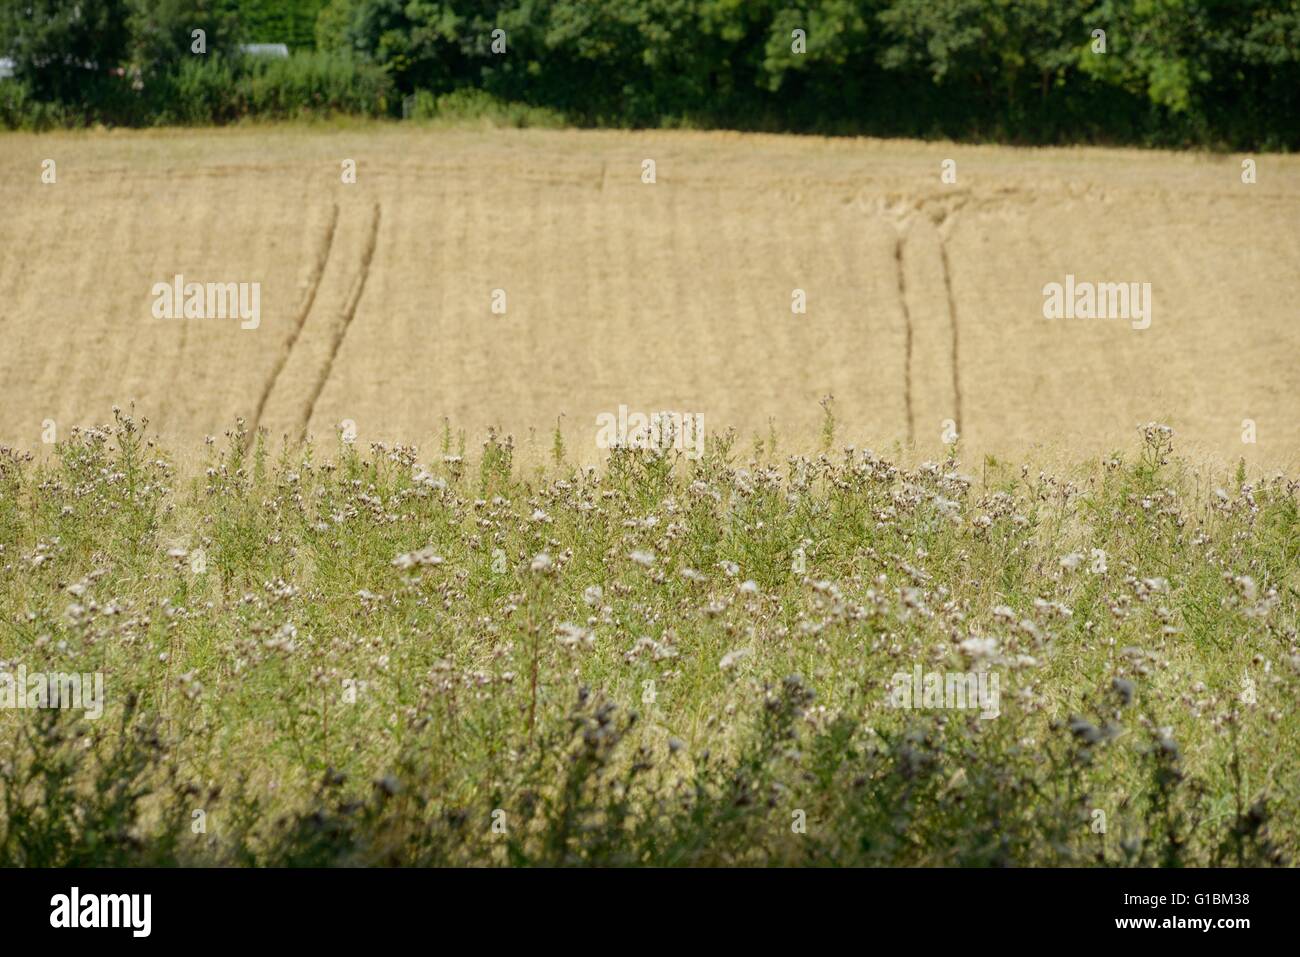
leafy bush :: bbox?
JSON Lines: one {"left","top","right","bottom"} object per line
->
{"left": 127, "top": 0, "right": 242, "bottom": 81}
{"left": 0, "top": 0, "right": 132, "bottom": 119}
{"left": 405, "top": 87, "right": 565, "bottom": 127}
{"left": 237, "top": 0, "right": 329, "bottom": 51}
{"left": 236, "top": 49, "right": 390, "bottom": 118}
{"left": 162, "top": 54, "right": 242, "bottom": 124}
{"left": 156, "top": 50, "right": 391, "bottom": 123}
{"left": 0, "top": 78, "right": 76, "bottom": 130}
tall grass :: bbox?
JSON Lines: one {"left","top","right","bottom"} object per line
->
{"left": 402, "top": 88, "right": 566, "bottom": 129}
{"left": 162, "top": 52, "right": 392, "bottom": 124}
{"left": 0, "top": 411, "right": 1295, "bottom": 865}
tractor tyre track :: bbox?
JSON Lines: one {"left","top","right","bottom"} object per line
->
{"left": 895, "top": 235, "right": 915, "bottom": 445}
{"left": 247, "top": 203, "right": 339, "bottom": 447}
{"left": 298, "top": 202, "right": 380, "bottom": 441}
{"left": 939, "top": 234, "right": 963, "bottom": 434}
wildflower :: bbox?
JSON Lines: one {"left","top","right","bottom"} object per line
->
{"left": 1154, "top": 727, "right": 1180, "bottom": 758}
{"left": 625, "top": 635, "right": 678, "bottom": 662}
{"left": 719, "top": 648, "right": 751, "bottom": 671}
{"left": 959, "top": 635, "right": 998, "bottom": 659}
{"left": 412, "top": 466, "right": 446, "bottom": 490}
{"left": 265, "top": 622, "right": 298, "bottom": 653}
{"left": 556, "top": 622, "right": 595, "bottom": 649}
{"left": 1112, "top": 677, "right": 1136, "bottom": 706}
{"left": 392, "top": 546, "right": 444, "bottom": 570}
{"left": 1068, "top": 716, "right": 1104, "bottom": 744}
{"left": 1034, "top": 597, "right": 1072, "bottom": 619}
{"left": 933, "top": 496, "right": 961, "bottom": 521}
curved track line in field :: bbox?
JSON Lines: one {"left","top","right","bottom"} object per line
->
{"left": 939, "top": 236, "right": 964, "bottom": 433}
{"left": 246, "top": 203, "right": 340, "bottom": 448}
{"left": 298, "top": 202, "right": 381, "bottom": 441}
{"left": 895, "top": 235, "right": 915, "bottom": 445}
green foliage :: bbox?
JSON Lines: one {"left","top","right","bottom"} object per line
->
{"left": 158, "top": 50, "right": 392, "bottom": 123}
{"left": 0, "top": 0, "right": 132, "bottom": 113}
{"left": 127, "top": 0, "right": 242, "bottom": 79}
{"left": 1, "top": 0, "right": 1298, "bottom": 145}
{"left": 314, "top": 0, "right": 358, "bottom": 52}
{"left": 0, "top": 78, "right": 75, "bottom": 130}
{"left": 0, "top": 413, "right": 1296, "bottom": 865}
{"left": 307, "top": 0, "right": 1300, "bottom": 147}
{"left": 403, "top": 86, "right": 565, "bottom": 126}
{"left": 237, "top": 0, "right": 330, "bottom": 50}
{"left": 233, "top": 48, "right": 390, "bottom": 117}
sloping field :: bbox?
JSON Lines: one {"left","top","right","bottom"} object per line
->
{"left": 0, "top": 125, "right": 1296, "bottom": 465}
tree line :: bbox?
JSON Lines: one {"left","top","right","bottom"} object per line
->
{"left": 2, "top": 0, "right": 1296, "bottom": 149}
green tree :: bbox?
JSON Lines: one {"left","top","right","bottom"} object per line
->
{"left": 0, "top": 0, "right": 131, "bottom": 106}
{"left": 239, "top": 0, "right": 329, "bottom": 50}
{"left": 127, "top": 0, "right": 242, "bottom": 78}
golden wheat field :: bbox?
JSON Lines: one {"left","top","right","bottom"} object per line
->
{"left": 1, "top": 124, "right": 1296, "bottom": 465}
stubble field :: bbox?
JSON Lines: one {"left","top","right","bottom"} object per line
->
{"left": 1, "top": 124, "right": 1297, "bottom": 466}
